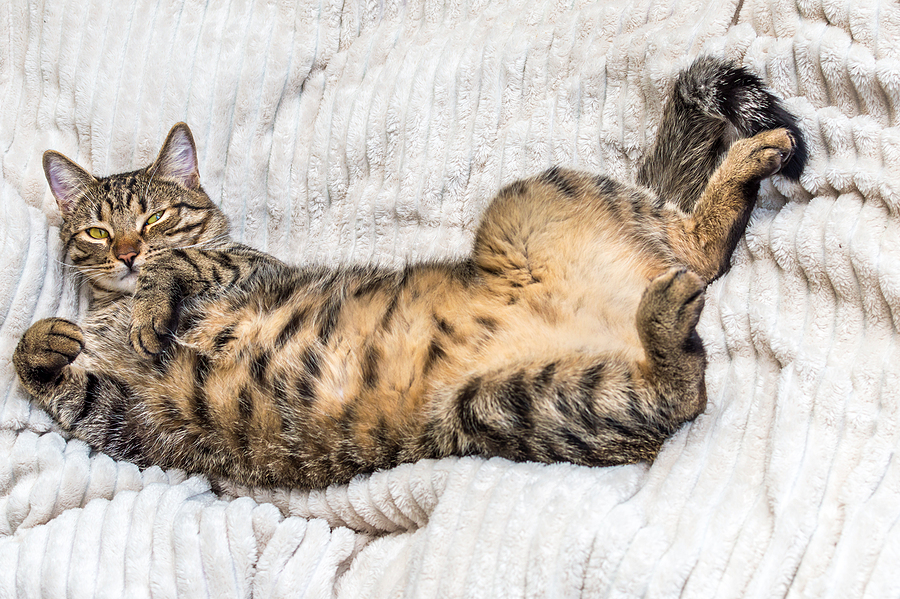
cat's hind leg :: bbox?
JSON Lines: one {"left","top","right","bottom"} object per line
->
{"left": 637, "top": 56, "right": 807, "bottom": 213}
{"left": 671, "top": 127, "right": 796, "bottom": 281}
{"left": 634, "top": 266, "right": 708, "bottom": 423}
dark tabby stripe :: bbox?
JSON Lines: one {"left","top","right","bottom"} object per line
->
{"left": 361, "top": 344, "right": 381, "bottom": 389}
{"left": 541, "top": 166, "right": 578, "bottom": 197}
{"left": 213, "top": 324, "right": 237, "bottom": 352}
{"left": 423, "top": 339, "right": 445, "bottom": 374}
{"left": 276, "top": 308, "right": 308, "bottom": 348}
{"left": 73, "top": 373, "right": 99, "bottom": 424}
{"left": 318, "top": 298, "right": 342, "bottom": 343}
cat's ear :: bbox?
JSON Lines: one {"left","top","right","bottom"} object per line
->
{"left": 150, "top": 122, "right": 200, "bottom": 189}
{"left": 43, "top": 151, "right": 98, "bottom": 218}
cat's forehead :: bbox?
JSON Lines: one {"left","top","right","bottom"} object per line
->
{"left": 87, "top": 169, "right": 176, "bottom": 215}
{"left": 86, "top": 174, "right": 147, "bottom": 218}
{"left": 95, "top": 168, "right": 155, "bottom": 199}
{"left": 60, "top": 170, "right": 144, "bottom": 226}
{"left": 98, "top": 170, "right": 144, "bottom": 191}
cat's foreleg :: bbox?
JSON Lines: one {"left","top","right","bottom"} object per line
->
{"left": 671, "top": 127, "right": 796, "bottom": 281}
{"left": 129, "top": 246, "right": 280, "bottom": 357}
{"left": 13, "top": 318, "right": 85, "bottom": 411}
{"left": 13, "top": 318, "right": 146, "bottom": 461}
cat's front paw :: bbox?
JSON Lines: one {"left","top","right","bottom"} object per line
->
{"left": 13, "top": 318, "right": 84, "bottom": 391}
{"left": 129, "top": 298, "right": 176, "bottom": 358}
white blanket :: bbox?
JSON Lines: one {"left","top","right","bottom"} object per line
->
{"left": 2, "top": 0, "right": 899, "bottom": 596}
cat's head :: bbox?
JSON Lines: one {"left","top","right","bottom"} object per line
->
{"left": 43, "top": 123, "right": 230, "bottom": 295}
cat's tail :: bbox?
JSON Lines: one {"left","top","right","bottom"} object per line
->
{"left": 637, "top": 56, "right": 807, "bottom": 212}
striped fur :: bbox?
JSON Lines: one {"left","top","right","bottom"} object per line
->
{"left": 14, "top": 58, "right": 806, "bottom": 488}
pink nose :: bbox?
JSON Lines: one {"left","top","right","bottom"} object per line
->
{"left": 118, "top": 252, "right": 137, "bottom": 267}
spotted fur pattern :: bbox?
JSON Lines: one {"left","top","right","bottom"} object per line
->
{"left": 14, "top": 58, "right": 806, "bottom": 488}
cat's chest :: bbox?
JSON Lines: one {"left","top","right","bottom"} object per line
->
{"left": 79, "top": 300, "right": 143, "bottom": 369}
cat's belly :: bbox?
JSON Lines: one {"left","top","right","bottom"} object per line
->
{"left": 78, "top": 302, "right": 150, "bottom": 374}
{"left": 180, "top": 261, "right": 646, "bottom": 408}
{"left": 459, "top": 267, "right": 656, "bottom": 384}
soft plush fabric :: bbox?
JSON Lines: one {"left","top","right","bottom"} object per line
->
{"left": 2, "top": 0, "right": 899, "bottom": 596}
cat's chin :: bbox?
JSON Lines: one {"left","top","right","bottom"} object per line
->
{"left": 100, "top": 271, "right": 138, "bottom": 295}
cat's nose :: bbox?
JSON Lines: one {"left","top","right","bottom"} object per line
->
{"left": 118, "top": 252, "right": 138, "bottom": 268}
{"left": 113, "top": 234, "right": 141, "bottom": 269}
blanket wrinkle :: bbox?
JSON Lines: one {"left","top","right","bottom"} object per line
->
{"left": 3, "top": 0, "right": 900, "bottom": 596}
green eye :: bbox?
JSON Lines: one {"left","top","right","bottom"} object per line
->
{"left": 146, "top": 211, "right": 164, "bottom": 226}
{"left": 87, "top": 227, "right": 109, "bottom": 239}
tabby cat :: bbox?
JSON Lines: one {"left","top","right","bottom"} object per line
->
{"left": 14, "top": 57, "right": 806, "bottom": 489}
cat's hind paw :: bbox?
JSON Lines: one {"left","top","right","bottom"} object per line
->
{"left": 637, "top": 267, "right": 706, "bottom": 354}
{"left": 727, "top": 127, "right": 796, "bottom": 183}
{"left": 676, "top": 57, "right": 807, "bottom": 180}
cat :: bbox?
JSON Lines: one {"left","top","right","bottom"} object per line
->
{"left": 14, "top": 57, "right": 807, "bottom": 489}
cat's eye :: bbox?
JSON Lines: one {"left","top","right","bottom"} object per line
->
{"left": 86, "top": 227, "right": 109, "bottom": 239}
{"left": 145, "top": 210, "right": 165, "bottom": 226}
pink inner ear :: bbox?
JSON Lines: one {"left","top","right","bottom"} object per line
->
{"left": 47, "top": 162, "right": 70, "bottom": 199}
{"left": 157, "top": 129, "right": 199, "bottom": 188}
{"left": 45, "top": 155, "right": 93, "bottom": 216}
